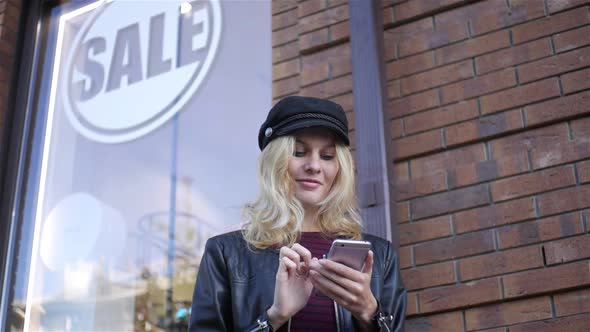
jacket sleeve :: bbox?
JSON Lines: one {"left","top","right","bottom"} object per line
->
{"left": 376, "top": 241, "right": 407, "bottom": 332}
{"left": 188, "top": 237, "right": 233, "bottom": 331}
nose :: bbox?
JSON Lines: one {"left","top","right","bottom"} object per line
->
{"left": 304, "top": 154, "right": 321, "bottom": 174}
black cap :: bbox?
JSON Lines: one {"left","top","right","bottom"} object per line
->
{"left": 258, "top": 96, "right": 350, "bottom": 150}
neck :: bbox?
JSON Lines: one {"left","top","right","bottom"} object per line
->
{"left": 302, "top": 206, "right": 321, "bottom": 232}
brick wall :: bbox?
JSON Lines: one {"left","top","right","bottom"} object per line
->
{"left": 272, "top": 0, "right": 357, "bottom": 151}
{"left": 383, "top": 0, "right": 590, "bottom": 331}
{"left": 273, "top": 0, "right": 590, "bottom": 331}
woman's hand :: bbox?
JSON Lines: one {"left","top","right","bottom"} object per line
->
{"left": 308, "top": 251, "right": 378, "bottom": 329}
{"left": 267, "top": 243, "right": 314, "bottom": 330}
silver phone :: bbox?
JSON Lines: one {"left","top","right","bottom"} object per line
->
{"left": 326, "top": 239, "right": 372, "bottom": 271}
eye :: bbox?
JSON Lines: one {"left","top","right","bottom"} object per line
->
{"left": 294, "top": 151, "right": 305, "bottom": 157}
{"left": 321, "top": 154, "right": 335, "bottom": 161}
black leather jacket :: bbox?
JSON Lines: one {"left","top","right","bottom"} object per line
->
{"left": 189, "top": 231, "right": 406, "bottom": 331}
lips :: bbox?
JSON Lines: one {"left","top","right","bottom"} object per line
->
{"left": 297, "top": 179, "right": 322, "bottom": 189}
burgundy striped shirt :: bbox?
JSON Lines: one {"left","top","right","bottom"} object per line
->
{"left": 290, "top": 232, "right": 337, "bottom": 331}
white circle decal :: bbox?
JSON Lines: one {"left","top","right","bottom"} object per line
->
{"left": 61, "top": 0, "right": 222, "bottom": 143}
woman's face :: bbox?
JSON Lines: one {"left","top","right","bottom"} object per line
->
{"left": 287, "top": 127, "right": 340, "bottom": 210}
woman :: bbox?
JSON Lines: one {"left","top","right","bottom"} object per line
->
{"left": 189, "top": 96, "right": 406, "bottom": 331}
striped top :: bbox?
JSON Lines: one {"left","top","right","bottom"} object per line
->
{"left": 290, "top": 232, "right": 337, "bottom": 331}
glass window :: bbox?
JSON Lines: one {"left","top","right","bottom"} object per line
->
{"left": 6, "top": 1, "right": 270, "bottom": 331}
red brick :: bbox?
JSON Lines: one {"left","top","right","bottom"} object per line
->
{"left": 489, "top": 123, "right": 567, "bottom": 165}
{"left": 434, "top": 0, "right": 505, "bottom": 27}
{"left": 383, "top": 18, "right": 434, "bottom": 60}
{"left": 298, "top": 0, "right": 327, "bottom": 18}
{"left": 411, "top": 184, "right": 491, "bottom": 220}
{"left": 465, "top": 297, "right": 552, "bottom": 331}
{"left": 491, "top": 165, "right": 576, "bottom": 202}
{"left": 476, "top": 38, "right": 553, "bottom": 75}
{"left": 387, "top": 89, "right": 440, "bottom": 119}
{"left": 445, "top": 109, "right": 523, "bottom": 147}
{"left": 532, "top": 136, "right": 590, "bottom": 170}
{"left": 398, "top": 22, "right": 468, "bottom": 58}
{"left": 397, "top": 172, "right": 447, "bottom": 201}
{"left": 503, "top": 261, "right": 590, "bottom": 299}
{"left": 399, "top": 245, "right": 412, "bottom": 269}
{"left": 480, "top": 78, "right": 561, "bottom": 115}
{"left": 392, "top": 162, "right": 409, "bottom": 182}
{"left": 273, "top": 8, "right": 297, "bottom": 31}
{"left": 543, "top": 234, "right": 590, "bottom": 265}
{"left": 537, "top": 184, "right": 590, "bottom": 216}
{"left": 510, "top": 313, "right": 590, "bottom": 332}
{"left": 440, "top": 68, "right": 516, "bottom": 104}
{"left": 405, "top": 311, "right": 464, "bottom": 332}
{"left": 273, "top": 41, "right": 298, "bottom": 64}
{"left": 414, "top": 230, "right": 494, "bottom": 265}
{"left": 273, "top": 58, "right": 299, "bottom": 81}
{"left": 410, "top": 144, "right": 486, "bottom": 178}
{"left": 393, "top": 129, "right": 442, "bottom": 160}
{"left": 458, "top": 245, "right": 543, "bottom": 281}
{"left": 400, "top": 261, "right": 456, "bottom": 290}
{"left": 272, "top": 24, "right": 298, "bottom": 47}
{"left": 562, "top": 67, "right": 590, "bottom": 94}
{"left": 572, "top": 116, "right": 590, "bottom": 137}
{"left": 406, "top": 291, "right": 418, "bottom": 315}
{"left": 525, "top": 90, "right": 590, "bottom": 126}
{"left": 392, "top": 0, "right": 466, "bottom": 22}
{"left": 298, "top": 28, "right": 329, "bottom": 51}
{"left": 382, "top": 6, "right": 394, "bottom": 26}
{"left": 387, "top": 80, "right": 401, "bottom": 99}
{"left": 301, "top": 63, "right": 329, "bottom": 86}
{"left": 553, "top": 25, "right": 590, "bottom": 53}
{"left": 519, "top": 46, "right": 590, "bottom": 83}
{"left": 390, "top": 118, "right": 403, "bottom": 138}
{"left": 547, "top": 0, "right": 590, "bottom": 14}
{"left": 385, "top": 51, "right": 435, "bottom": 80}
{"left": 397, "top": 201, "right": 410, "bottom": 223}
{"left": 469, "top": 0, "right": 546, "bottom": 36}
{"left": 302, "top": 42, "right": 350, "bottom": 67}
{"left": 578, "top": 160, "right": 590, "bottom": 183}
{"left": 419, "top": 277, "right": 501, "bottom": 313}
{"left": 273, "top": 76, "right": 299, "bottom": 98}
{"left": 404, "top": 99, "right": 479, "bottom": 135}
{"left": 398, "top": 215, "right": 452, "bottom": 245}
{"left": 512, "top": 7, "right": 590, "bottom": 44}
{"left": 329, "top": 20, "right": 349, "bottom": 41}
{"left": 299, "top": 4, "right": 348, "bottom": 34}
{"left": 300, "top": 74, "right": 351, "bottom": 99}
{"left": 497, "top": 212, "right": 584, "bottom": 249}
{"left": 447, "top": 153, "right": 530, "bottom": 189}
{"left": 447, "top": 160, "right": 498, "bottom": 188}
{"left": 327, "top": 0, "right": 347, "bottom": 8}
{"left": 435, "top": 30, "right": 511, "bottom": 65}
{"left": 401, "top": 60, "right": 474, "bottom": 95}
{"left": 272, "top": 0, "right": 297, "bottom": 15}
{"left": 554, "top": 288, "right": 590, "bottom": 316}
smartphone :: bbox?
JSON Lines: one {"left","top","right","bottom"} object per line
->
{"left": 326, "top": 239, "right": 372, "bottom": 271}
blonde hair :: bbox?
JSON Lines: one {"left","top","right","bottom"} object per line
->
{"left": 242, "top": 135, "right": 363, "bottom": 249}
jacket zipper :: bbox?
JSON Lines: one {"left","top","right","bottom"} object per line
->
{"left": 287, "top": 317, "right": 291, "bottom": 332}
{"left": 333, "top": 301, "right": 340, "bottom": 332}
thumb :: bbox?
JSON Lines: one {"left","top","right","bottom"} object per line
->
{"left": 362, "top": 250, "right": 374, "bottom": 276}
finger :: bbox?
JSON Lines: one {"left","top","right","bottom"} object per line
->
{"left": 319, "top": 259, "right": 364, "bottom": 283}
{"left": 282, "top": 257, "right": 298, "bottom": 278}
{"left": 361, "top": 250, "right": 374, "bottom": 276}
{"left": 311, "top": 264, "right": 361, "bottom": 294}
{"left": 291, "top": 243, "right": 312, "bottom": 267}
{"left": 309, "top": 270, "right": 358, "bottom": 306}
{"left": 279, "top": 246, "right": 301, "bottom": 266}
